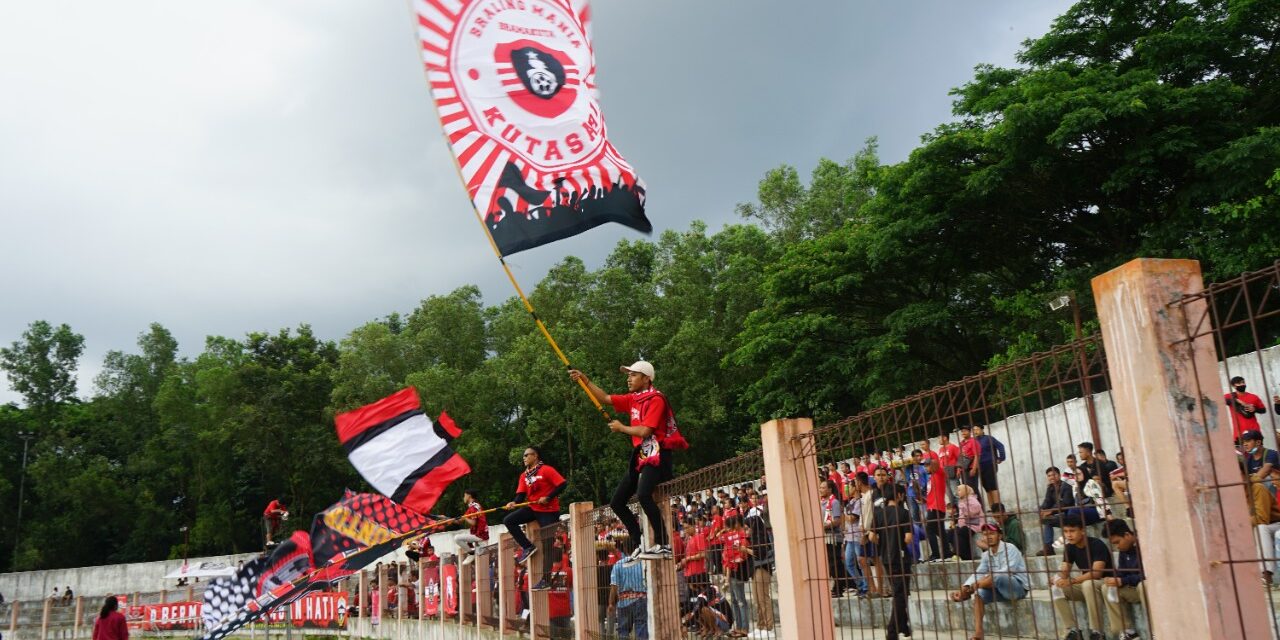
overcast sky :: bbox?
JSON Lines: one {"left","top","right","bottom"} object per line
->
{"left": 0, "top": 1, "right": 1073, "bottom": 405}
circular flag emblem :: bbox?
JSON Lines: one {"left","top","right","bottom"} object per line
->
{"left": 449, "top": 0, "right": 603, "bottom": 171}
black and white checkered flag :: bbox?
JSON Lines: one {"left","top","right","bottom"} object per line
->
{"left": 201, "top": 557, "right": 265, "bottom": 634}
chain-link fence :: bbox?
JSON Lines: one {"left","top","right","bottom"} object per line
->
{"left": 782, "top": 335, "right": 1142, "bottom": 639}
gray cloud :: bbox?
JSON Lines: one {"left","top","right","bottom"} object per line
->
{"left": 0, "top": 0, "right": 1071, "bottom": 404}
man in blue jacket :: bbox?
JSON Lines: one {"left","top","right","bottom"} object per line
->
{"left": 971, "top": 425, "right": 1006, "bottom": 507}
{"left": 1102, "top": 520, "right": 1145, "bottom": 640}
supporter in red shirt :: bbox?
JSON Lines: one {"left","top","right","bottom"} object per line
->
{"left": 959, "top": 426, "right": 981, "bottom": 497}
{"left": 937, "top": 435, "right": 961, "bottom": 505}
{"left": 677, "top": 522, "right": 710, "bottom": 593}
{"left": 923, "top": 457, "right": 952, "bottom": 561}
{"left": 827, "top": 463, "right": 846, "bottom": 500}
{"left": 502, "top": 446, "right": 566, "bottom": 572}
{"left": 571, "top": 361, "right": 682, "bottom": 561}
{"left": 1225, "top": 376, "right": 1267, "bottom": 441}
{"left": 92, "top": 597, "right": 128, "bottom": 640}
{"left": 262, "top": 498, "right": 288, "bottom": 546}
{"left": 918, "top": 438, "right": 940, "bottom": 465}
{"left": 454, "top": 489, "right": 489, "bottom": 566}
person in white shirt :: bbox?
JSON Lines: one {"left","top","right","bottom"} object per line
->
{"left": 949, "top": 523, "right": 1030, "bottom": 640}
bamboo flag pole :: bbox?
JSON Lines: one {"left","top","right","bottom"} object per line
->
{"left": 448, "top": 156, "right": 613, "bottom": 426}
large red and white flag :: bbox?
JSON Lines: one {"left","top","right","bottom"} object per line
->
{"left": 414, "top": 0, "right": 650, "bottom": 256}
{"left": 335, "top": 388, "right": 470, "bottom": 514}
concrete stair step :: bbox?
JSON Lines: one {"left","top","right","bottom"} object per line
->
{"left": 831, "top": 588, "right": 1148, "bottom": 638}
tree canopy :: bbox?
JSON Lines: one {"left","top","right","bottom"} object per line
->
{"left": 3, "top": 0, "right": 1277, "bottom": 571}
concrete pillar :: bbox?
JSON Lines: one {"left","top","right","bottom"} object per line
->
{"left": 378, "top": 564, "right": 389, "bottom": 617}
{"left": 496, "top": 533, "right": 514, "bottom": 636}
{"left": 476, "top": 546, "right": 493, "bottom": 631}
{"left": 1093, "top": 258, "right": 1270, "bottom": 639}
{"left": 73, "top": 596, "right": 83, "bottom": 639}
{"left": 186, "top": 585, "right": 194, "bottom": 602}
{"left": 642, "top": 490, "right": 680, "bottom": 640}
{"left": 760, "top": 418, "right": 832, "bottom": 640}
{"left": 159, "top": 589, "right": 167, "bottom": 604}
{"left": 359, "top": 569, "right": 368, "bottom": 622}
{"left": 41, "top": 596, "right": 51, "bottom": 640}
{"left": 10, "top": 600, "right": 20, "bottom": 637}
{"left": 568, "top": 502, "right": 598, "bottom": 640}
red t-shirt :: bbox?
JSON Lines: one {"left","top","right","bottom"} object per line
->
{"left": 263, "top": 500, "right": 285, "bottom": 518}
{"left": 926, "top": 465, "right": 947, "bottom": 512}
{"left": 683, "top": 533, "right": 709, "bottom": 577}
{"left": 709, "top": 515, "right": 725, "bottom": 542}
{"left": 960, "top": 438, "right": 980, "bottom": 467}
{"left": 921, "top": 450, "right": 940, "bottom": 465}
{"left": 517, "top": 463, "right": 565, "bottom": 513}
{"left": 93, "top": 612, "right": 128, "bottom": 640}
{"left": 464, "top": 502, "right": 489, "bottom": 540}
{"left": 1226, "top": 391, "right": 1265, "bottom": 438}
{"left": 721, "top": 529, "right": 749, "bottom": 569}
{"left": 938, "top": 443, "right": 960, "bottom": 468}
{"left": 827, "top": 471, "right": 845, "bottom": 499}
{"left": 610, "top": 389, "right": 671, "bottom": 447}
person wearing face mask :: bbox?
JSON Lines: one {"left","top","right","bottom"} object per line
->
{"left": 1243, "top": 430, "right": 1280, "bottom": 492}
{"left": 1225, "top": 376, "right": 1266, "bottom": 442}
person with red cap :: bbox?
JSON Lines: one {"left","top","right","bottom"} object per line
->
{"left": 571, "top": 360, "right": 687, "bottom": 562}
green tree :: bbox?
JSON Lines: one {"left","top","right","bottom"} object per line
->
{"left": 0, "top": 321, "right": 85, "bottom": 422}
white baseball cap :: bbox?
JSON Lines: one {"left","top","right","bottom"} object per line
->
{"left": 620, "top": 360, "right": 655, "bottom": 381}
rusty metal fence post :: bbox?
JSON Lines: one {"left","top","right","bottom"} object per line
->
{"left": 761, "top": 417, "right": 833, "bottom": 640}
{"left": 1093, "top": 258, "right": 1270, "bottom": 638}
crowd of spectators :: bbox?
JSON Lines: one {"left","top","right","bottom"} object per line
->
{"left": 804, "top": 428, "right": 1153, "bottom": 640}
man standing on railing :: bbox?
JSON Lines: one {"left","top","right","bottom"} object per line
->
{"left": 570, "top": 361, "right": 687, "bottom": 562}
{"left": 262, "top": 498, "right": 288, "bottom": 547}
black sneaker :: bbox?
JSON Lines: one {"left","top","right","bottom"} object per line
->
{"left": 1062, "top": 631, "right": 1084, "bottom": 640}
{"left": 531, "top": 579, "right": 550, "bottom": 591}
{"left": 1087, "top": 632, "right": 1104, "bottom": 640}
{"left": 1118, "top": 632, "right": 1141, "bottom": 640}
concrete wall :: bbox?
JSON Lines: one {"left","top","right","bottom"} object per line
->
{"left": 953, "top": 343, "right": 1280, "bottom": 529}
{"left": 0, "top": 525, "right": 531, "bottom": 603}
{"left": 0, "top": 552, "right": 260, "bottom": 604}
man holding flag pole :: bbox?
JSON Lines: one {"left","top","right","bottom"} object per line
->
{"left": 571, "top": 361, "right": 687, "bottom": 562}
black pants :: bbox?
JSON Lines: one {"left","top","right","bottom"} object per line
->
{"left": 885, "top": 571, "right": 911, "bottom": 639}
{"left": 952, "top": 527, "right": 976, "bottom": 560}
{"left": 503, "top": 507, "right": 559, "bottom": 578}
{"left": 925, "top": 510, "right": 952, "bottom": 560}
{"left": 826, "top": 541, "right": 850, "bottom": 595}
{"left": 610, "top": 449, "right": 672, "bottom": 548}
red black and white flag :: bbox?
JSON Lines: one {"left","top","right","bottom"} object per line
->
{"left": 335, "top": 387, "right": 470, "bottom": 515}
{"left": 414, "top": 0, "right": 651, "bottom": 256}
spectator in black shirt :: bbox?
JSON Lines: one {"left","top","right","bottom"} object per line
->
{"left": 1076, "top": 442, "right": 1117, "bottom": 499}
{"left": 1102, "top": 520, "right": 1146, "bottom": 640}
{"left": 870, "top": 483, "right": 913, "bottom": 640}
{"left": 1051, "top": 521, "right": 1111, "bottom": 640}
{"left": 1037, "top": 466, "right": 1076, "bottom": 556}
